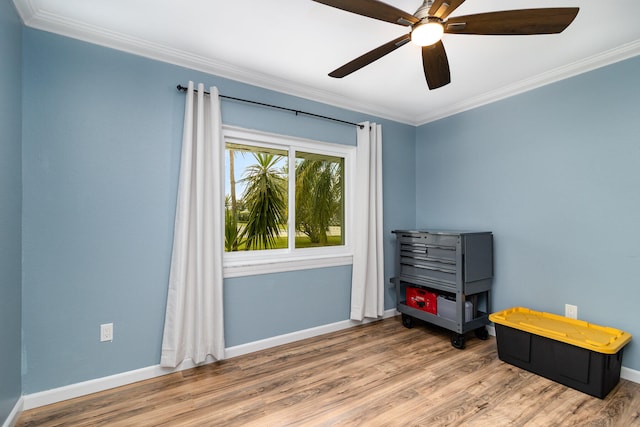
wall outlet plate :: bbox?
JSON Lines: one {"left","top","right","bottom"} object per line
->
{"left": 565, "top": 304, "right": 578, "bottom": 319}
{"left": 100, "top": 323, "right": 113, "bottom": 342}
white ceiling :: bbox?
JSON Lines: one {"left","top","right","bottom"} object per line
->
{"left": 13, "top": 0, "right": 640, "bottom": 125}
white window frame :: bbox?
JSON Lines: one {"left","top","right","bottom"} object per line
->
{"left": 223, "top": 125, "right": 355, "bottom": 278}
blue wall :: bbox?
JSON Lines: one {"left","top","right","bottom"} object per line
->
{"left": 17, "top": 11, "right": 638, "bottom": 400}
{"left": 0, "top": 0, "right": 23, "bottom": 423}
{"left": 21, "top": 28, "right": 416, "bottom": 393}
{"left": 416, "top": 56, "right": 640, "bottom": 371}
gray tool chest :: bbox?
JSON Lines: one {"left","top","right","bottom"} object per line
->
{"left": 392, "top": 230, "right": 494, "bottom": 349}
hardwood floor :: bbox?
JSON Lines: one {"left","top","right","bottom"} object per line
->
{"left": 17, "top": 317, "right": 640, "bottom": 426}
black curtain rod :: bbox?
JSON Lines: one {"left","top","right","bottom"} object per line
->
{"left": 176, "top": 85, "right": 364, "bottom": 129}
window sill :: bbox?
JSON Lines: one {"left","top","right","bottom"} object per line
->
{"left": 224, "top": 254, "right": 353, "bottom": 278}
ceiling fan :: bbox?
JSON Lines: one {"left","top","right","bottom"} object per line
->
{"left": 313, "top": 0, "right": 579, "bottom": 90}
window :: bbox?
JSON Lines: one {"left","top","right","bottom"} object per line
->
{"left": 225, "top": 143, "right": 288, "bottom": 252}
{"left": 294, "top": 151, "right": 344, "bottom": 249}
{"left": 223, "top": 126, "right": 354, "bottom": 277}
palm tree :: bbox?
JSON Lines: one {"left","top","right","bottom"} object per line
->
{"left": 295, "top": 157, "right": 343, "bottom": 245}
{"left": 225, "top": 196, "right": 244, "bottom": 251}
{"left": 227, "top": 150, "right": 240, "bottom": 251}
{"left": 240, "top": 153, "right": 287, "bottom": 250}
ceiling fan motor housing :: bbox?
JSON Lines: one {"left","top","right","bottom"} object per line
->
{"left": 415, "top": 1, "right": 432, "bottom": 19}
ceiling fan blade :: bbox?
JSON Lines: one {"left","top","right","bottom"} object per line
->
{"left": 444, "top": 8, "right": 579, "bottom": 35}
{"left": 429, "top": 0, "right": 466, "bottom": 20}
{"left": 312, "top": 0, "right": 418, "bottom": 26}
{"left": 422, "top": 40, "right": 451, "bottom": 90}
{"left": 329, "top": 34, "right": 411, "bottom": 78}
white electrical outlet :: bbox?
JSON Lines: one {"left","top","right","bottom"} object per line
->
{"left": 565, "top": 304, "right": 578, "bottom": 319}
{"left": 100, "top": 323, "right": 113, "bottom": 342}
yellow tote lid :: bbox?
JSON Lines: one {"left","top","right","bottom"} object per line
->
{"left": 489, "top": 307, "right": 632, "bottom": 354}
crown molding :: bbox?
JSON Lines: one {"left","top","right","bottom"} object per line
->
{"left": 14, "top": 1, "right": 415, "bottom": 125}
{"left": 414, "top": 39, "right": 640, "bottom": 125}
{"left": 13, "top": 0, "right": 640, "bottom": 127}
{"left": 12, "top": 0, "right": 36, "bottom": 24}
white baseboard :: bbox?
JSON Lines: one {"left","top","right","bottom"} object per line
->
{"left": 225, "top": 308, "right": 397, "bottom": 358}
{"left": 19, "top": 311, "right": 640, "bottom": 412}
{"left": 2, "top": 397, "right": 23, "bottom": 427}
{"left": 23, "top": 309, "right": 397, "bottom": 410}
{"left": 487, "top": 324, "right": 496, "bottom": 337}
{"left": 621, "top": 366, "right": 640, "bottom": 383}
{"left": 23, "top": 363, "right": 182, "bottom": 410}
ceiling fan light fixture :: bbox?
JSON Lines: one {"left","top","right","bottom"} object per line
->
{"left": 411, "top": 20, "right": 444, "bottom": 46}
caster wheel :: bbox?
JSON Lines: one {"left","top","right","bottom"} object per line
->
{"left": 474, "top": 327, "right": 489, "bottom": 340}
{"left": 451, "top": 333, "right": 466, "bottom": 349}
{"left": 402, "top": 314, "right": 414, "bottom": 329}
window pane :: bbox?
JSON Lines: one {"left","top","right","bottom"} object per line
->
{"left": 295, "top": 151, "right": 344, "bottom": 248}
{"left": 225, "top": 143, "right": 288, "bottom": 251}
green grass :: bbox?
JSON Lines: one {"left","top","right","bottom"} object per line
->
{"left": 230, "top": 234, "right": 342, "bottom": 251}
{"left": 294, "top": 235, "right": 342, "bottom": 249}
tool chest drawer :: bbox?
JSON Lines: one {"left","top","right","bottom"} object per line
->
{"left": 399, "top": 242, "right": 457, "bottom": 262}
{"left": 396, "top": 231, "right": 458, "bottom": 248}
{"left": 399, "top": 259, "right": 457, "bottom": 285}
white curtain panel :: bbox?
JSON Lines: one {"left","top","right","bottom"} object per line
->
{"left": 161, "top": 81, "right": 225, "bottom": 368}
{"left": 350, "top": 122, "right": 384, "bottom": 321}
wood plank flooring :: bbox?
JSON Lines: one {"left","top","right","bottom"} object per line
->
{"left": 17, "top": 317, "right": 640, "bottom": 426}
